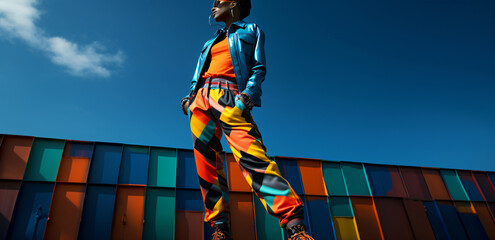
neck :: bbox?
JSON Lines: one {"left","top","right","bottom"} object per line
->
{"left": 224, "top": 16, "right": 240, "bottom": 33}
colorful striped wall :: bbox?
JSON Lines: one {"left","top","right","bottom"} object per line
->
{"left": 1, "top": 134, "right": 495, "bottom": 240}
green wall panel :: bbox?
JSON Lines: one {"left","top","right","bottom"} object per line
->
{"left": 341, "top": 162, "right": 372, "bottom": 196}
{"left": 322, "top": 162, "right": 348, "bottom": 196}
{"left": 23, "top": 138, "right": 65, "bottom": 182}
{"left": 148, "top": 148, "right": 177, "bottom": 188}
{"left": 143, "top": 187, "right": 175, "bottom": 240}
{"left": 254, "top": 193, "right": 284, "bottom": 240}
{"left": 329, "top": 196, "right": 354, "bottom": 217}
{"left": 440, "top": 170, "right": 470, "bottom": 201}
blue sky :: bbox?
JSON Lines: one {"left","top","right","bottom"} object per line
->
{"left": 1, "top": 0, "right": 494, "bottom": 171}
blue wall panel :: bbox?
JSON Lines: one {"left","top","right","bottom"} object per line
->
{"left": 437, "top": 203, "right": 469, "bottom": 240}
{"left": 78, "top": 185, "right": 117, "bottom": 240}
{"left": 6, "top": 182, "right": 54, "bottom": 240}
{"left": 176, "top": 189, "right": 203, "bottom": 211}
{"left": 69, "top": 142, "right": 94, "bottom": 157}
{"left": 176, "top": 150, "right": 200, "bottom": 189}
{"left": 423, "top": 201, "right": 451, "bottom": 240}
{"left": 457, "top": 211, "right": 489, "bottom": 240}
{"left": 275, "top": 158, "right": 304, "bottom": 195}
{"left": 88, "top": 143, "right": 123, "bottom": 184}
{"left": 365, "top": 165, "right": 394, "bottom": 196}
{"left": 305, "top": 196, "right": 336, "bottom": 240}
{"left": 118, "top": 146, "right": 149, "bottom": 185}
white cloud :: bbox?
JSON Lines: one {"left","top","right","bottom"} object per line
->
{"left": 0, "top": 0, "right": 124, "bottom": 77}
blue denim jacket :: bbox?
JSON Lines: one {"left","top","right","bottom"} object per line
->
{"left": 187, "top": 20, "right": 266, "bottom": 107}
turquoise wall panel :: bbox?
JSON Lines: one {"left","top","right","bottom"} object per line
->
{"left": 148, "top": 148, "right": 177, "bottom": 188}
{"left": 328, "top": 196, "right": 354, "bottom": 217}
{"left": 341, "top": 162, "right": 371, "bottom": 196}
{"left": 254, "top": 194, "right": 284, "bottom": 240}
{"left": 440, "top": 170, "right": 470, "bottom": 201}
{"left": 322, "top": 162, "right": 348, "bottom": 196}
{"left": 143, "top": 187, "right": 175, "bottom": 240}
{"left": 23, "top": 138, "right": 65, "bottom": 182}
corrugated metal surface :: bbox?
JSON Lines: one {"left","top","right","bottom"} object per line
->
{"left": 1, "top": 133, "right": 495, "bottom": 239}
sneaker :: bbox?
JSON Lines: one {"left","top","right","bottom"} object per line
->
{"left": 212, "top": 223, "right": 232, "bottom": 240}
{"left": 287, "top": 224, "right": 314, "bottom": 240}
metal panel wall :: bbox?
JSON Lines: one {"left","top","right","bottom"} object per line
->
{"left": 23, "top": 138, "right": 65, "bottom": 182}
{"left": 342, "top": 163, "right": 372, "bottom": 196}
{"left": 0, "top": 135, "right": 33, "bottom": 180}
{"left": 2, "top": 134, "right": 495, "bottom": 240}
{"left": 147, "top": 147, "right": 177, "bottom": 188}
{"left": 322, "top": 162, "right": 348, "bottom": 196}
{"left": 275, "top": 157, "right": 304, "bottom": 195}
{"left": 298, "top": 159, "right": 327, "bottom": 196}
{"left": 0, "top": 181, "right": 21, "bottom": 240}
{"left": 87, "top": 143, "right": 123, "bottom": 185}
{"left": 78, "top": 185, "right": 117, "bottom": 240}
{"left": 365, "top": 165, "right": 406, "bottom": 197}
{"left": 142, "top": 187, "right": 175, "bottom": 240}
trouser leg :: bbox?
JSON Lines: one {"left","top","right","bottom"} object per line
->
{"left": 189, "top": 88, "right": 230, "bottom": 226}
{"left": 207, "top": 87, "right": 304, "bottom": 228}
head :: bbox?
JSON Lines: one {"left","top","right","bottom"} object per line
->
{"left": 211, "top": 0, "right": 251, "bottom": 23}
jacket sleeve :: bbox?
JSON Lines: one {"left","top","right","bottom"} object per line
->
{"left": 186, "top": 53, "right": 202, "bottom": 99}
{"left": 241, "top": 24, "right": 266, "bottom": 107}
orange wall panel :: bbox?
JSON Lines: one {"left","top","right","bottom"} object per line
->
{"left": 298, "top": 159, "right": 327, "bottom": 196}
{"left": 351, "top": 197, "right": 384, "bottom": 240}
{"left": 227, "top": 153, "right": 252, "bottom": 192}
{"left": 175, "top": 211, "right": 204, "bottom": 240}
{"left": 111, "top": 186, "right": 145, "bottom": 240}
{"left": 0, "top": 181, "right": 21, "bottom": 240}
{"left": 472, "top": 202, "right": 495, "bottom": 239}
{"left": 422, "top": 168, "right": 451, "bottom": 200}
{"left": 0, "top": 136, "right": 32, "bottom": 180}
{"left": 44, "top": 183, "right": 86, "bottom": 240}
{"left": 402, "top": 199, "right": 436, "bottom": 240}
{"left": 230, "top": 192, "right": 256, "bottom": 240}
{"left": 57, "top": 157, "right": 91, "bottom": 183}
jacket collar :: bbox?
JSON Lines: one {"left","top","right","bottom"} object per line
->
{"left": 214, "top": 20, "right": 247, "bottom": 35}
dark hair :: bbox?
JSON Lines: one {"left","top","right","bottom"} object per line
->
{"left": 234, "top": 0, "right": 251, "bottom": 20}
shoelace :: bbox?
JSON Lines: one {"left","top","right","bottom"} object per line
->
{"left": 289, "top": 231, "right": 314, "bottom": 240}
{"left": 212, "top": 231, "right": 227, "bottom": 240}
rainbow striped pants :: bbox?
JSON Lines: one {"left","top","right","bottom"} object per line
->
{"left": 188, "top": 78, "right": 304, "bottom": 228}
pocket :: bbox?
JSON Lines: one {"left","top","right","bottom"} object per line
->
{"left": 238, "top": 34, "right": 256, "bottom": 57}
{"left": 234, "top": 94, "right": 249, "bottom": 112}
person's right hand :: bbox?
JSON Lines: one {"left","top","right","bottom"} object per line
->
{"left": 181, "top": 101, "right": 190, "bottom": 115}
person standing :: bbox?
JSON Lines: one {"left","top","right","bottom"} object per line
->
{"left": 181, "top": 1, "right": 315, "bottom": 239}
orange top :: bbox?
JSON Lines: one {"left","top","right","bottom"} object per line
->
{"left": 202, "top": 36, "right": 236, "bottom": 80}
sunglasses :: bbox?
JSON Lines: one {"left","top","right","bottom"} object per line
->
{"left": 212, "top": 0, "right": 234, "bottom": 8}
